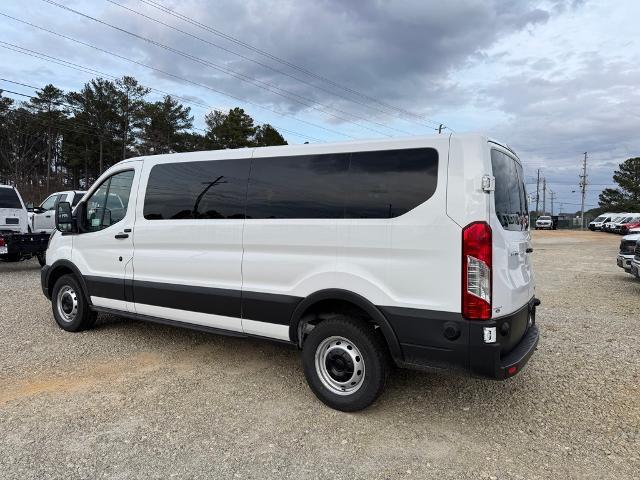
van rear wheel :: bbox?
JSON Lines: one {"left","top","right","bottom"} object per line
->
{"left": 51, "top": 274, "right": 97, "bottom": 332}
{"left": 302, "top": 315, "right": 389, "bottom": 411}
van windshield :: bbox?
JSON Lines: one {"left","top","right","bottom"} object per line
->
{"left": 0, "top": 188, "right": 22, "bottom": 209}
{"left": 593, "top": 216, "right": 606, "bottom": 222}
{"left": 491, "top": 149, "right": 528, "bottom": 231}
{"left": 539, "top": 216, "right": 551, "bottom": 220}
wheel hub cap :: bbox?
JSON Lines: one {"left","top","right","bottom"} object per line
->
{"left": 315, "top": 336, "right": 365, "bottom": 396}
{"left": 56, "top": 285, "right": 78, "bottom": 323}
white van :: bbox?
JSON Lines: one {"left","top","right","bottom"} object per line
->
{"left": 0, "top": 185, "right": 29, "bottom": 234}
{"left": 41, "top": 134, "right": 539, "bottom": 411}
{"left": 589, "top": 213, "right": 616, "bottom": 231}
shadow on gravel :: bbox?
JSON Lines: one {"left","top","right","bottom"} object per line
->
{"left": 0, "top": 259, "right": 42, "bottom": 272}
{"left": 91, "top": 309, "right": 535, "bottom": 417}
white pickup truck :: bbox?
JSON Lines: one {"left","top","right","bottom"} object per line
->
{"left": 0, "top": 185, "right": 49, "bottom": 264}
{"left": 29, "top": 190, "right": 86, "bottom": 234}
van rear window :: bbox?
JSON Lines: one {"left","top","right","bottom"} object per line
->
{"left": 491, "top": 149, "right": 528, "bottom": 231}
{"left": 0, "top": 188, "right": 22, "bottom": 209}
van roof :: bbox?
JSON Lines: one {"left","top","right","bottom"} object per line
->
{"left": 118, "top": 133, "right": 514, "bottom": 166}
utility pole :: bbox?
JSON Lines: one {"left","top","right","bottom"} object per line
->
{"left": 580, "top": 152, "right": 588, "bottom": 229}
{"left": 550, "top": 191, "right": 555, "bottom": 215}
{"left": 542, "top": 177, "right": 547, "bottom": 215}
{"left": 535, "top": 169, "right": 540, "bottom": 214}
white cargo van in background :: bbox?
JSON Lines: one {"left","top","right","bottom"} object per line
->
{"left": 41, "top": 134, "right": 539, "bottom": 411}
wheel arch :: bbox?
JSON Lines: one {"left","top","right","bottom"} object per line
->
{"left": 47, "top": 260, "right": 92, "bottom": 305}
{"left": 289, "top": 289, "right": 403, "bottom": 364}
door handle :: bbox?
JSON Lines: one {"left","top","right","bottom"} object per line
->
{"left": 526, "top": 247, "right": 534, "bottom": 253}
{"left": 114, "top": 233, "right": 129, "bottom": 239}
{"left": 45, "top": 215, "right": 51, "bottom": 218}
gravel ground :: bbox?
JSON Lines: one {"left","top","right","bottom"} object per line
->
{"left": 0, "top": 230, "right": 638, "bottom": 479}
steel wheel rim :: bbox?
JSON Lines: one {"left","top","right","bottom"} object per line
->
{"left": 56, "top": 285, "right": 78, "bottom": 323}
{"left": 314, "top": 336, "right": 365, "bottom": 396}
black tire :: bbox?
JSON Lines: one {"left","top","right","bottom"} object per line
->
{"left": 36, "top": 252, "right": 46, "bottom": 267}
{"left": 51, "top": 274, "right": 97, "bottom": 332}
{"left": 302, "top": 315, "right": 389, "bottom": 412}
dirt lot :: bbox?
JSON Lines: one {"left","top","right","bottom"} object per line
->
{"left": 0, "top": 230, "right": 638, "bottom": 479}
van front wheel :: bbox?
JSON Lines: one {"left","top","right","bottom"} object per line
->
{"left": 51, "top": 274, "right": 97, "bottom": 332}
{"left": 302, "top": 316, "right": 389, "bottom": 411}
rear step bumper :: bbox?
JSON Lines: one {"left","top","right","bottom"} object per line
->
{"left": 468, "top": 298, "right": 540, "bottom": 379}
{"left": 497, "top": 325, "right": 539, "bottom": 379}
{"left": 392, "top": 298, "right": 540, "bottom": 380}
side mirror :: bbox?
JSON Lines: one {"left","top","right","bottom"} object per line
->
{"left": 55, "top": 201, "right": 74, "bottom": 232}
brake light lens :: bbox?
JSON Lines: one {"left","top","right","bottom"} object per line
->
{"left": 462, "top": 222, "right": 492, "bottom": 320}
{"left": 0, "top": 236, "right": 5, "bottom": 247}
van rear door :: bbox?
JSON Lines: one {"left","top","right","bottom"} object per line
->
{"left": 489, "top": 146, "right": 534, "bottom": 320}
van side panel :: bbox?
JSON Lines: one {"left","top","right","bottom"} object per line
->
{"left": 445, "top": 135, "right": 492, "bottom": 228}
{"left": 131, "top": 150, "right": 251, "bottom": 333}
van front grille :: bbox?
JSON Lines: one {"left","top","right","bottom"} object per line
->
{"left": 635, "top": 243, "right": 640, "bottom": 260}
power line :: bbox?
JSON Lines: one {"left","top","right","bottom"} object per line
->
{"left": 0, "top": 77, "right": 322, "bottom": 143}
{"left": 40, "top": 0, "right": 406, "bottom": 138}
{"left": 137, "top": 0, "right": 444, "bottom": 129}
{"left": 104, "top": 0, "right": 438, "bottom": 133}
{"left": 0, "top": 38, "right": 332, "bottom": 141}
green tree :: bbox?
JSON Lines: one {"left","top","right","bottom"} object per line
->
{"left": 115, "top": 76, "right": 149, "bottom": 160}
{"left": 598, "top": 157, "right": 640, "bottom": 211}
{"left": 139, "top": 95, "right": 193, "bottom": 155}
{"left": 254, "top": 124, "right": 287, "bottom": 147}
{"left": 67, "top": 78, "right": 120, "bottom": 176}
{"left": 28, "top": 84, "right": 68, "bottom": 190}
{"left": 205, "top": 108, "right": 287, "bottom": 149}
{"left": 205, "top": 107, "right": 256, "bottom": 149}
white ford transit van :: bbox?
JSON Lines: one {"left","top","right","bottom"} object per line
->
{"left": 42, "top": 134, "right": 539, "bottom": 411}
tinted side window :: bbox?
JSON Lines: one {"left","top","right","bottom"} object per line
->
{"left": 245, "top": 148, "right": 438, "bottom": 219}
{"left": 347, "top": 148, "right": 438, "bottom": 218}
{"left": 246, "top": 153, "right": 349, "bottom": 219}
{"left": 144, "top": 160, "right": 251, "bottom": 220}
{"left": 491, "top": 149, "right": 527, "bottom": 231}
{"left": 85, "top": 170, "right": 135, "bottom": 232}
{"left": 40, "top": 194, "right": 60, "bottom": 211}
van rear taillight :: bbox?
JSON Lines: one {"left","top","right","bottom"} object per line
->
{"left": 0, "top": 236, "right": 5, "bottom": 247}
{"left": 462, "top": 222, "right": 492, "bottom": 320}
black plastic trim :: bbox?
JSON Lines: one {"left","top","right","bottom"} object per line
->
{"left": 133, "top": 280, "right": 241, "bottom": 318}
{"left": 289, "top": 289, "right": 403, "bottom": 363}
{"left": 45, "top": 260, "right": 92, "bottom": 304}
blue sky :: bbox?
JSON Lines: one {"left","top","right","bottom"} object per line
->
{"left": 1, "top": 0, "right": 638, "bottom": 213}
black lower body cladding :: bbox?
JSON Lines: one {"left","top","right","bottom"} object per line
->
{"left": 382, "top": 298, "right": 539, "bottom": 379}
{"left": 42, "top": 261, "right": 539, "bottom": 379}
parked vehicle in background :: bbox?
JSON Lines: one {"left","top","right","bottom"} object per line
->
{"left": 611, "top": 215, "right": 639, "bottom": 234}
{"left": 617, "top": 233, "right": 639, "bottom": 272}
{"left": 0, "top": 185, "right": 49, "bottom": 264}
{"left": 589, "top": 213, "right": 616, "bottom": 231}
{"left": 615, "top": 215, "right": 640, "bottom": 234}
{"left": 0, "top": 185, "right": 29, "bottom": 234}
{"left": 535, "top": 215, "right": 554, "bottom": 230}
{"left": 29, "top": 190, "right": 86, "bottom": 234}
{"left": 41, "top": 134, "right": 540, "bottom": 411}
{"left": 603, "top": 215, "right": 626, "bottom": 232}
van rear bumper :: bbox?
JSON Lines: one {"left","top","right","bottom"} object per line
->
{"left": 387, "top": 298, "right": 540, "bottom": 380}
